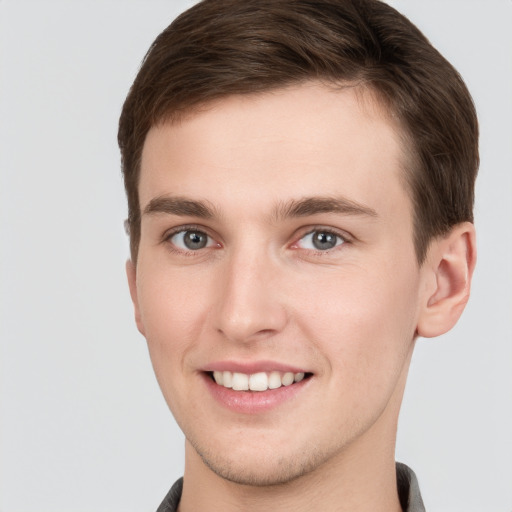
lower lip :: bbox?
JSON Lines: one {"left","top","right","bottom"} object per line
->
{"left": 202, "top": 373, "right": 311, "bottom": 414}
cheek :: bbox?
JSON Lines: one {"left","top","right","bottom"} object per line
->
{"left": 136, "top": 268, "right": 210, "bottom": 377}
{"left": 295, "top": 262, "right": 420, "bottom": 379}
{"left": 136, "top": 271, "right": 215, "bottom": 426}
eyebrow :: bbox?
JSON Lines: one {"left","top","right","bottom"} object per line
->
{"left": 274, "top": 196, "right": 378, "bottom": 220}
{"left": 142, "top": 195, "right": 378, "bottom": 221}
{"left": 142, "top": 196, "right": 216, "bottom": 218}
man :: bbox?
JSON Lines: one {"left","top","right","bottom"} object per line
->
{"left": 118, "top": 0, "right": 478, "bottom": 510}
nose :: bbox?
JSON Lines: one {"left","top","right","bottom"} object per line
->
{"left": 213, "top": 247, "right": 288, "bottom": 344}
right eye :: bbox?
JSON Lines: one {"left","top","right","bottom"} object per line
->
{"left": 167, "top": 229, "right": 217, "bottom": 251}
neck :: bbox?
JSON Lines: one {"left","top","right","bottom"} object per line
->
{"left": 180, "top": 441, "right": 401, "bottom": 512}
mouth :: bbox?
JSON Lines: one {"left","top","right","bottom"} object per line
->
{"left": 207, "top": 370, "right": 313, "bottom": 392}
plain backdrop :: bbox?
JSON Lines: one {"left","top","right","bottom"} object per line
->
{"left": 0, "top": 1, "right": 511, "bottom": 511}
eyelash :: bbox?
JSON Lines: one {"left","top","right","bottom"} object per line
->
{"left": 163, "top": 224, "right": 220, "bottom": 256}
{"left": 291, "top": 227, "right": 349, "bottom": 254}
{"left": 162, "top": 225, "right": 351, "bottom": 256}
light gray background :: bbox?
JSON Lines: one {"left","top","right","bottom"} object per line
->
{"left": 0, "top": 1, "right": 510, "bottom": 511}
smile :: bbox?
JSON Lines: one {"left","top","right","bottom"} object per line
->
{"left": 211, "top": 370, "right": 307, "bottom": 391}
{"left": 203, "top": 365, "right": 313, "bottom": 414}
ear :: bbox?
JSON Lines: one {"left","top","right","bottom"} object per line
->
{"left": 417, "top": 222, "right": 476, "bottom": 338}
{"left": 126, "top": 259, "right": 146, "bottom": 336}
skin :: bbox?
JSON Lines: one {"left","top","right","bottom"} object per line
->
{"left": 127, "top": 82, "right": 476, "bottom": 511}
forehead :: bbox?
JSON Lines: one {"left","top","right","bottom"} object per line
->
{"left": 139, "top": 82, "right": 410, "bottom": 221}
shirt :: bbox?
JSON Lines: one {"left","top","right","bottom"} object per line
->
{"left": 156, "top": 462, "right": 426, "bottom": 511}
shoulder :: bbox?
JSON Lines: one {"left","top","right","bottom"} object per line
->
{"left": 156, "top": 477, "right": 183, "bottom": 512}
{"left": 396, "top": 462, "right": 426, "bottom": 512}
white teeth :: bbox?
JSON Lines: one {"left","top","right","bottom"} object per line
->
{"left": 268, "top": 371, "right": 282, "bottom": 389}
{"left": 249, "top": 372, "right": 268, "bottom": 391}
{"left": 212, "top": 370, "right": 307, "bottom": 391}
{"left": 222, "top": 371, "right": 233, "bottom": 388}
{"left": 232, "top": 372, "right": 249, "bottom": 391}
{"left": 282, "top": 372, "right": 294, "bottom": 386}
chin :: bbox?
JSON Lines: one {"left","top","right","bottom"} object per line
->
{"left": 190, "top": 436, "right": 332, "bottom": 487}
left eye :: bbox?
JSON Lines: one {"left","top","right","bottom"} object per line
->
{"left": 168, "top": 229, "right": 215, "bottom": 251}
{"left": 297, "top": 230, "right": 345, "bottom": 251}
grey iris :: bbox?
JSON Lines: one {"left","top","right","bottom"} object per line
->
{"left": 184, "top": 231, "right": 207, "bottom": 250}
{"left": 313, "top": 231, "right": 337, "bottom": 250}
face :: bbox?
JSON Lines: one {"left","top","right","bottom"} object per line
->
{"left": 129, "top": 83, "right": 431, "bottom": 485}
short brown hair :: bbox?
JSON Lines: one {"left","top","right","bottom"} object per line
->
{"left": 118, "top": 0, "right": 478, "bottom": 263}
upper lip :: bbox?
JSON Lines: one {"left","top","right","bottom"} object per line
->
{"left": 203, "top": 360, "right": 310, "bottom": 374}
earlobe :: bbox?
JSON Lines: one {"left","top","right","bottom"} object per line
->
{"left": 126, "top": 259, "right": 146, "bottom": 336}
{"left": 417, "top": 222, "right": 477, "bottom": 338}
